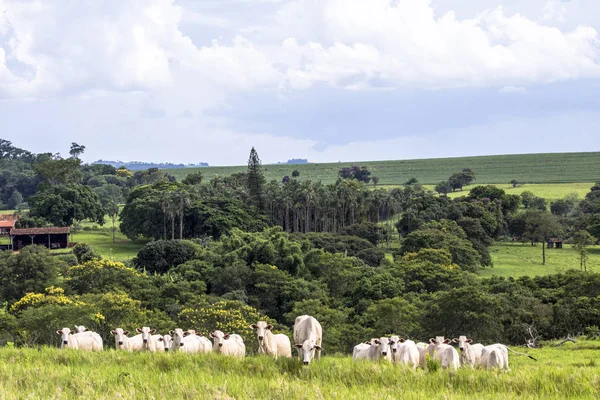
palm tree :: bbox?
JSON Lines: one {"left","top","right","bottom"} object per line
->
{"left": 173, "top": 189, "right": 192, "bottom": 240}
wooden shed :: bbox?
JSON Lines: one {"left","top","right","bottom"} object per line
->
{"left": 10, "top": 227, "right": 71, "bottom": 251}
{"left": 547, "top": 238, "right": 563, "bottom": 249}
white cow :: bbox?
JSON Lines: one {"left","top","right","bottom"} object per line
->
{"left": 210, "top": 330, "right": 246, "bottom": 358}
{"left": 428, "top": 336, "right": 459, "bottom": 369}
{"left": 293, "top": 315, "right": 323, "bottom": 365}
{"left": 75, "top": 325, "right": 88, "bottom": 333}
{"left": 136, "top": 327, "right": 162, "bottom": 352}
{"left": 353, "top": 337, "right": 392, "bottom": 362}
{"left": 481, "top": 346, "right": 507, "bottom": 370}
{"left": 250, "top": 321, "right": 292, "bottom": 359}
{"left": 481, "top": 343, "right": 536, "bottom": 371}
{"left": 56, "top": 327, "right": 103, "bottom": 351}
{"left": 453, "top": 336, "right": 484, "bottom": 368}
{"left": 416, "top": 342, "right": 428, "bottom": 369}
{"left": 170, "top": 329, "right": 212, "bottom": 353}
{"left": 389, "top": 336, "right": 419, "bottom": 369}
{"left": 111, "top": 328, "right": 143, "bottom": 351}
{"left": 158, "top": 334, "right": 173, "bottom": 352}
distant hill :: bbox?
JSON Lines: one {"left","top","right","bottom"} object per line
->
{"left": 164, "top": 152, "right": 600, "bottom": 185}
{"left": 92, "top": 160, "right": 209, "bottom": 170}
{"left": 278, "top": 159, "right": 308, "bottom": 165}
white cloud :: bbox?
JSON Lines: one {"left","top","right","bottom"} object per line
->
{"left": 543, "top": 1, "right": 567, "bottom": 22}
{"left": 499, "top": 86, "right": 527, "bottom": 94}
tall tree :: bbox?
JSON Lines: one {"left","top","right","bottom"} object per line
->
{"left": 572, "top": 230, "right": 595, "bottom": 271}
{"left": 69, "top": 142, "right": 86, "bottom": 159}
{"left": 522, "top": 210, "right": 562, "bottom": 265}
{"left": 247, "top": 147, "right": 265, "bottom": 210}
{"left": 174, "top": 189, "right": 192, "bottom": 239}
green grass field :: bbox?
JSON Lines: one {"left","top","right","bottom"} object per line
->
{"left": 168, "top": 152, "right": 600, "bottom": 185}
{"left": 422, "top": 182, "right": 595, "bottom": 203}
{"left": 1, "top": 343, "right": 598, "bottom": 399}
{"left": 483, "top": 243, "right": 600, "bottom": 278}
{"left": 70, "top": 230, "right": 149, "bottom": 261}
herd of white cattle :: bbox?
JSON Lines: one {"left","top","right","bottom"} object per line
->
{"left": 352, "top": 335, "right": 536, "bottom": 370}
{"left": 56, "top": 316, "right": 533, "bottom": 370}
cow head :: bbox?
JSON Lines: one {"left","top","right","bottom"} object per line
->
{"left": 210, "top": 330, "right": 231, "bottom": 350}
{"left": 111, "top": 328, "right": 130, "bottom": 348}
{"left": 373, "top": 337, "right": 390, "bottom": 358}
{"left": 171, "top": 328, "right": 187, "bottom": 349}
{"left": 56, "top": 327, "right": 72, "bottom": 348}
{"left": 158, "top": 334, "right": 173, "bottom": 351}
{"left": 429, "top": 336, "right": 451, "bottom": 346}
{"left": 250, "top": 321, "right": 273, "bottom": 342}
{"left": 452, "top": 335, "right": 473, "bottom": 351}
{"left": 74, "top": 325, "right": 89, "bottom": 333}
{"left": 136, "top": 327, "right": 156, "bottom": 345}
{"left": 294, "top": 340, "right": 322, "bottom": 365}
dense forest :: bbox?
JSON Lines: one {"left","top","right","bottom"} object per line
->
{"left": 1, "top": 138, "right": 600, "bottom": 352}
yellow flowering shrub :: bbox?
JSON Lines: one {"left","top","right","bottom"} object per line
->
{"left": 11, "top": 287, "right": 82, "bottom": 314}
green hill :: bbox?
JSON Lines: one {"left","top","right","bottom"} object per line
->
{"left": 167, "top": 152, "right": 600, "bottom": 185}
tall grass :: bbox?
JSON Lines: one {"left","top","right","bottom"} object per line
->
{"left": 0, "top": 342, "right": 598, "bottom": 399}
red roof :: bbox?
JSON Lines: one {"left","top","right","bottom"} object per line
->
{"left": 0, "top": 220, "right": 16, "bottom": 228}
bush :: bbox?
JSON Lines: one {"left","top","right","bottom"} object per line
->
{"left": 134, "top": 240, "right": 200, "bottom": 274}
{"left": 54, "top": 254, "right": 78, "bottom": 267}
{"left": 72, "top": 243, "right": 101, "bottom": 264}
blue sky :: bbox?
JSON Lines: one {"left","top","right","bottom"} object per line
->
{"left": 0, "top": 0, "right": 599, "bottom": 165}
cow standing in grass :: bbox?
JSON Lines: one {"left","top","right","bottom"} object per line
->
{"left": 171, "top": 329, "right": 212, "bottom": 353}
{"left": 293, "top": 315, "right": 322, "bottom": 365}
{"left": 136, "top": 327, "right": 162, "bottom": 352}
{"left": 428, "top": 336, "right": 460, "bottom": 370}
{"left": 57, "top": 327, "right": 103, "bottom": 351}
{"left": 453, "top": 336, "right": 484, "bottom": 368}
{"left": 250, "top": 321, "right": 292, "bottom": 359}
{"left": 352, "top": 337, "right": 391, "bottom": 362}
{"left": 389, "top": 336, "right": 419, "bottom": 369}
{"left": 210, "top": 330, "right": 246, "bottom": 358}
{"left": 111, "top": 328, "right": 143, "bottom": 351}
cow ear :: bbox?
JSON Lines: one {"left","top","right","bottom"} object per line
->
{"left": 399, "top": 338, "right": 406, "bottom": 343}
{"left": 266, "top": 324, "right": 273, "bottom": 330}
{"left": 158, "top": 337, "right": 164, "bottom": 342}
{"left": 56, "top": 330, "right": 62, "bottom": 335}
{"left": 314, "top": 345, "right": 322, "bottom": 350}
{"left": 150, "top": 329, "right": 156, "bottom": 334}
{"left": 84, "top": 329, "right": 89, "bottom": 332}
{"left": 183, "top": 331, "right": 191, "bottom": 337}
{"left": 444, "top": 339, "right": 452, "bottom": 344}
{"left": 250, "top": 324, "right": 257, "bottom": 330}
{"left": 169, "top": 330, "right": 174, "bottom": 335}
{"left": 110, "top": 330, "right": 116, "bottom": 335}
{"left": 294, "top": 344, "right": 303, "bottom": 349}
{"left": 429, "top": 338, "right": 436, "bottom": 344}
{"left": 135, "top": 328, "right": 142, "bottom": 333}
{"left": 209, "top": 332, "right": 215, "bottom": 338}
{"left": 374, "top": 340, "right": 380, "bottom": 344}
{"left": 467, "top": 338, "right": 473, "bottom": 343}
{"left": 364, "top": 341, "right": 371, "bottom": 344}
{"left": 123, "top": 330, "right": 130, "bottom": 336}
{"left": 452, "top": 338, "right": 459, "bottom": 343}
{"left": 224, "top": 334, "right": 230, "bottom": 340}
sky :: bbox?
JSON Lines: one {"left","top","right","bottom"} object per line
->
{"left": 0, "top": 0, "right": 599, "bottom": 165}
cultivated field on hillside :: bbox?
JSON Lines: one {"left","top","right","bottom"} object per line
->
{"left": 0, "top": 343, "right": 598, "bottom": 399}
{"left": 168, "top": 152, "right": 600, "bottom": 185}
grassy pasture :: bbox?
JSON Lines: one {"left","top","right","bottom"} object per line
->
{"left": 0, "top": 343, "right": 599, "bottom": 399}
{"left": 168, "top": 152, "right": 600, "bottom": 185}
{"left": 484, "top": 243, "right": 600, "bottom": 278}
{"left": 422, "top": 182, "right": 595, "bottom": 203}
